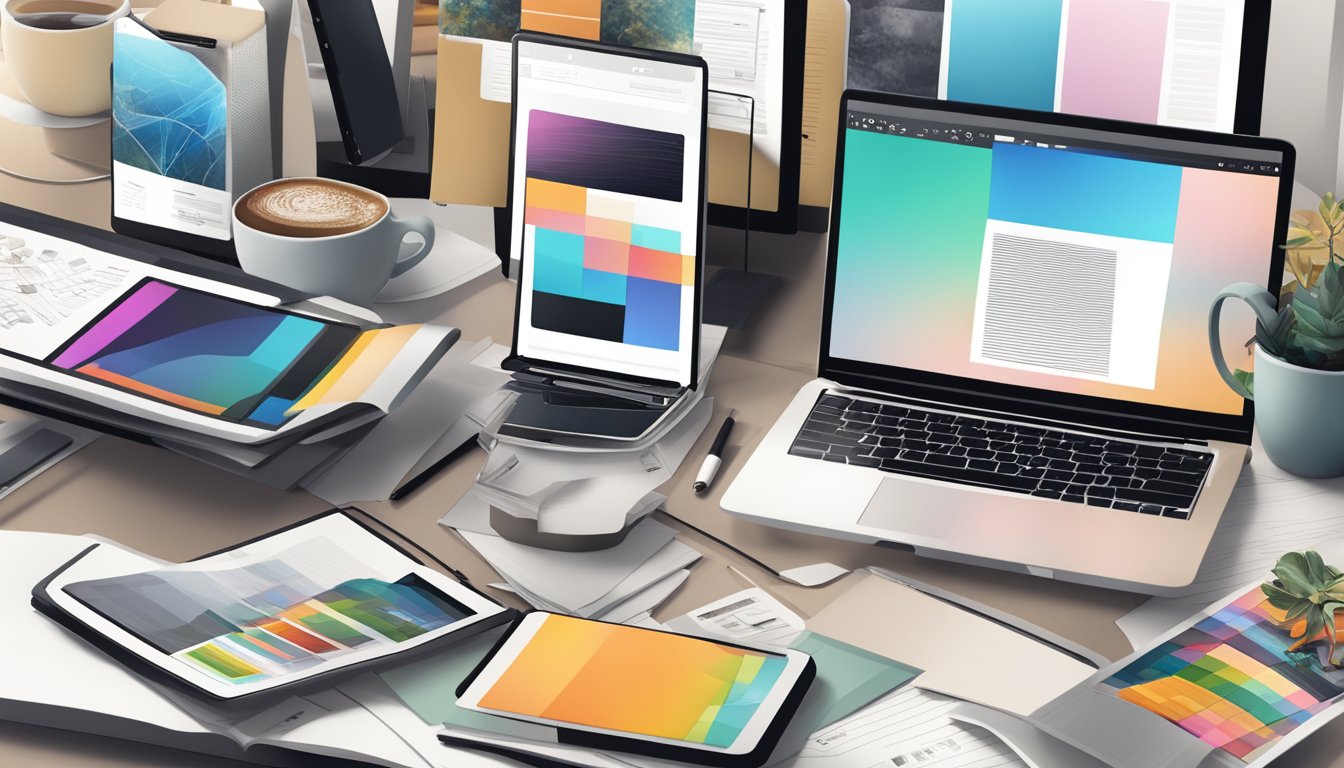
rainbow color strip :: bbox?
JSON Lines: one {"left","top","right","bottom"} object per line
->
{"left": 479, "top": 614, "right": 786, "bottom": 747}
{"left": 175, "top": 575, "right": 468, "bottom": 684}
{"left": 1102, "top": 588, "right": 1344, "bottom": 762}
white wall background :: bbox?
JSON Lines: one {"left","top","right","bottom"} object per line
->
{"left": 1261, "top": 0, "right": 1344, "bottom": 197}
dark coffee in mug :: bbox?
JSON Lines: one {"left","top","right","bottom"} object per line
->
{"left": 8, "top": 0, "right": 118, "bottom": 29}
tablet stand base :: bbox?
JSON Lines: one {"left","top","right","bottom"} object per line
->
{"left": 489, "top": 506, "right": 645, "bottom": 552}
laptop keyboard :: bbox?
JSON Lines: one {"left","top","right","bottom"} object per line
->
{"left": 789, "top": 393, "right": 1214, "bottom": 519}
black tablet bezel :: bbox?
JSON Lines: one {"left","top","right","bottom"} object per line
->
{"left": 454, "top": 610, "right": 816, "bottom": 768}
{"left": 819, "top": 89, "right": 1294, "bottom": 446}
{"left": 505, "top": 32, "right": 708, "bottom": 393}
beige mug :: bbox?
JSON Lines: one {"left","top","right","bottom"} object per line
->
{"left": 1, "top": 0, "right": 130, "bottom": 116}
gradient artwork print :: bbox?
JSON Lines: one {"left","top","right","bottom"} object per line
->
{"left": 47, "top": 280, "right": 357, "bottom": 426}
{"left": 438, "top": 0, "right": 695, "bottom": 52}
{"left": 113, "top": 32, "right": 227, "bottom": 191}
{"left": 479, "top": 614, "right": 787, "bottom": 747}
{"left": 528, "top": 111, "right": 685, "bottom": 203}
{"left": 525, "top": 111, "right": 691, "bottom": 352}
{"left": 64, "top": 538, "right": 473, "bottom": 685}
{"left": 1100, "top": 587, "right": 1344, "bottom": 763}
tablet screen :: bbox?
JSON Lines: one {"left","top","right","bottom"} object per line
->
{"left": 510, "top": 37, "right": 706, "bottom": 389}
{"left": 45, "top": 279, "right": 360, "bottom": 428}
{"left": 462, "top": 613, "right": 795, "bottom": 751}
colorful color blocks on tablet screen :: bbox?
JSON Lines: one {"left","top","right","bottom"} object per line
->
{"left": 1101, "top": 588, "right": 1344, "bottom": 763}
{"left": 523, "top": 109, "right": 692, "bottom": 353}
{"left": 477, "top": 614, "right": 787, "bottom": 747}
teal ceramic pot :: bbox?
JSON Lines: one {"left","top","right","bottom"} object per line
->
{"left": 1210, "top": 283, "right": 1344, "bottom": 478}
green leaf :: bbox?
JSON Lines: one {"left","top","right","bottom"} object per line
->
{"left": 1232, "top": 369, "right": 1254, "bottom": 397}
{"left": 1274, "top": 552, "right": 1318, "bottom": 595}
{"left": 1264, "top": 581, "right": 1308, "bottom": 610}
{"left": 1286, "top": 601, "right": 1314, "bottom": 622}
{"left": 1305, "top": 609, "right": 1326, "bottom": 643}
{"left": 1307, "top": 551, "right": 1330, "bottom": 586}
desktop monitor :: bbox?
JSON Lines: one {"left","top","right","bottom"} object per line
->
{"left": 847, "top": 0, "right": 1271, "bottom": 135}
{"left": 432, "top": 0, "right": 806, "bottom": 235}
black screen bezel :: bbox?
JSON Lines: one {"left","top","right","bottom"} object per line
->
{"left": 819, "top": 89, "right": 1295, "bottom": 445}
{"left": 506, "top": 32, "right": 709, "bottom": 392}
{"left": 1232, "top": 0, "right": 1272, "bottom": 136}
{"left": 703, "top": 0, "right": 807, "bottom": 235}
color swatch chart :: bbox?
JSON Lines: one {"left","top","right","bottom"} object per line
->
{"left": 479, "top": 614, "right": 787, "bottom": 747}
{"left": 524, "top": 110, "right": 692, "bottom": 353}
{"left": 1101, "top": 587, "right": 1344, "bottom": 762}
{"left": 65, "top": 539, "right": 472, "bottom": 686}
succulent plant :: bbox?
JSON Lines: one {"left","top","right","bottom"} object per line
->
{"left": 1241, "top": 193, "right": 1344, "bottom": 377}
{"left": 1261, "top": 550, "right": 1344, "bottom": 666}
{"left": 1290, "top": 259, "right": 1344, "bottom": 369}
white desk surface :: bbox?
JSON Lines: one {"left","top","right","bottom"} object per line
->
{"left": 2, "top": 90, "right": 1344, "bottom": 768}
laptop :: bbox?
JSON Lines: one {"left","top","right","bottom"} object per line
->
{"left": 722, "top": 91, "right": 1294, "bottom": 595}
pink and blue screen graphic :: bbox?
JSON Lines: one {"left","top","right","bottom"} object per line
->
{"left": 524, "top": 110, "right": 691, "bottom": 352}
{"left": 48, "top": 280, "right": 339, "bottom": 426}
{"left": 943, "top": 0, "right": 1187, "bottom": 125}
{"left": 830, "top": 126, "right": 1280, "bottom": 416}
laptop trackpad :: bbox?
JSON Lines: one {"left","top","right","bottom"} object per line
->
{"left": 858, "top": 475, "right": 1041, "bottom": 541}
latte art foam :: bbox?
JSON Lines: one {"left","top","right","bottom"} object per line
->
{"left": 237, "top": 180, "right": 388, "bottom": 238}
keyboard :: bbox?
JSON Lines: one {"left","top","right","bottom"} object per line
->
{"left": 789, "top": 392, "right": 1214, "bottom": 519}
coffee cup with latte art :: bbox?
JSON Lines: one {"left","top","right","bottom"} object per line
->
{"left": 232, "top": 178, "right": 434, "bottom": 303}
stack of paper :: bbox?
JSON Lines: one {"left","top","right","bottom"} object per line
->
{"left": 441, "top": 496, "right": 700, "bottom": 622}
{"left": 0, "top": 221, "right": 461, "bottom": 489}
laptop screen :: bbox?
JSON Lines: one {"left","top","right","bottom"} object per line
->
{"left": 825, "top": 96, "right": 1288, "bottom": 422}
{"left": 510, "top": 36, "right": 707, "bottom": 389}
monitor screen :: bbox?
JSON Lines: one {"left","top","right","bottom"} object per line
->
{"left": 826, "top": 98, "right": 1287, "bottom": 421}
{"left": 847, "top": 0, "right": 1266, "bottom": 134}
{"left": 432, "top": 0, "right": 803, "bottom": 233}
{"left": 511, "top": 38, "right": 705, "bottom": 388}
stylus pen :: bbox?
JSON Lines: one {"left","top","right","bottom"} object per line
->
{"left": 389, "top": 433, "right": 479, "bottom": 501}
{"left": 693, "top": 410, "right": 736, "bottom": 495}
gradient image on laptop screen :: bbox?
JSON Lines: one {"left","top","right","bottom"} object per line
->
{"left": 47, "top": 280, "right": 359, "bottom": 427}
{"left": 829, "top": 101, "right": 1285, "bottom": 417}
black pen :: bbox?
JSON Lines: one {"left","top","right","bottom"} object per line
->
{"left": 693, "top": 410, "right": 736, "bottom": 495}
{"left": 389, "top": 433, "right": 479, "bottom": 501}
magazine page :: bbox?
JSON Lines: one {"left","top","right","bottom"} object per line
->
{"left": 41, "top": 513, "right": 508, "bottom": 700}
{"left": 1031, "top": 580, "right": 1344, "bottom": 768}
